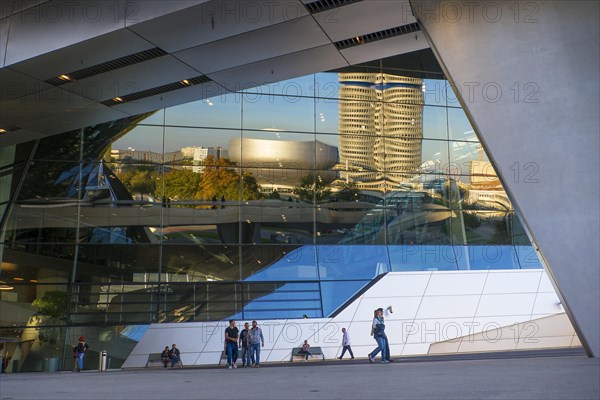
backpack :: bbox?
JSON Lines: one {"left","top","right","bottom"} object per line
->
{"left": 74, "top": 342, "right": 87, "bottom": 354}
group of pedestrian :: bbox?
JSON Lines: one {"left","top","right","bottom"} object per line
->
{"left": 224, "top": 320, "right": 264, "bottom": 369}
{"left": 161, "top": 344, "right": 181, "bottom": 368}
{"left": 147, "top": 307, "right": 393, "bottom": 370}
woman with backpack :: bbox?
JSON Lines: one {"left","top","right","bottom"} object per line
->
{"left": 72, "top": 336, "right": 89, "bottom": 372}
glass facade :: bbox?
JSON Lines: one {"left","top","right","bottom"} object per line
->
{"left": 0, "top": 59, "right": 542, "bottom": 371}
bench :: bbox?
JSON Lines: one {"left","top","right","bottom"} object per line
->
{"left": 291, "top": 347, "right": 325, "bottom": 362}
{"left": 146, "top": 353, "right": 183, "bottom": 368}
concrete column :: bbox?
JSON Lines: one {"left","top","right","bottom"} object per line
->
{"left": 411, "top": 0, "right": 599, "bottom": 356}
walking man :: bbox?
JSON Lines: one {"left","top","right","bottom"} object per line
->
{"left": 249, "top": 320, "right": 264, "bottom": 367}
{"left": 337, "top": 327, "right": 354, "bottom": 359}
{"left": 225, "top": 320, "right": 239, "bottom": 369}
{"left": 239, "top": 322, "right": 251, "bottom": 368}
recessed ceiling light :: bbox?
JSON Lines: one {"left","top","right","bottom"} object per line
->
{"left": 0, "top": 281, "right": 14, "bottom": 290}
{"left": 181, "top": 79, "right": 190, "bottom": 85}
{"left": 0, "top": 129, "right": 6, "bottom": 134}
{"left": 58, "top": 74, "right": 71, "bottom": 81}
{"left": 114, "top": 97, "right": 124, "bottom": 103}
{"left": 13, "top": 277, "right": 24, "bottom": 281}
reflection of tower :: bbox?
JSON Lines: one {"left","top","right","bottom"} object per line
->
{"left": 338, "top": 73, "right": 423, "bottom": 190}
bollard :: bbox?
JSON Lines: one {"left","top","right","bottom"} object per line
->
{"left": 99, "top": 350, "right": 107, "bottom": 371}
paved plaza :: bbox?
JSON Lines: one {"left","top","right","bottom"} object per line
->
{"left": 0, "top": 355, "right": 598, "bottom": 400}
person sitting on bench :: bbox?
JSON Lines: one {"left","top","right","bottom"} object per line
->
{"left": 168, "top": 344, "right": 181, "bottom": 368}
{"left": 161, "top": 346, "right": 170, "bottom": 368}
{"left": 299, "top": 340, "right": 312, "bottom": 360}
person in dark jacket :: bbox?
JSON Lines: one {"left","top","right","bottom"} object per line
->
{"left": 72, "top": 336, "right": 89, "bottom": 372}
{"left": 168, "top": 344, "right": 181, "bottom": 368}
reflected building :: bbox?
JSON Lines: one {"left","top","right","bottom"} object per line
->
{"left": 338, "top": 73, "right": 424, "bottom": 191}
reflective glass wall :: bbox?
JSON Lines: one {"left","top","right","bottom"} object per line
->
{"left": 0, "top": 59, "right": 542, "bottom": 371}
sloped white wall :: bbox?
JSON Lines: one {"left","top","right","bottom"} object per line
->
{"left": 123, "top": 270, "right": 573, "bottom": 368}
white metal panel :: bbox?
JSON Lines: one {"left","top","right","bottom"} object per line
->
{"left": 129, "top": 0, "right": 309, "bottom": 53}
{"left": 208, "top": 44, "right": 347, "bottom": 93}
{"left": 173, "top": 16, "right": 330, "bottom": 74}
{"left": 483, "top": 270, "right": 543, "bottom": 295}
{"left": 537, "top": 272, "right": 558, "bottom": 293}
{"left": 9, "top": 28, "right": 156, "bottom": 80}
{"left": 476, "top": 293, "right": 537, "bottom": 317}
{"left": 416, "top": 295, "right": 480, "bottom": 319}
{"left": 355, "top": 296, "right": 422, "bottom": 321}
{"left": 363, "top": 272, "right": 430, "bottom": 297}
{"left": 531, "top": 292, "right": 563, "bottom": 316}
{"left": 4, "top": 1, "right": 127, "bottom": 66}
{"left": 425, "top": 271, "right": 487, "bottom": 296}
{"left": 340, "top": 31, "right": 429, "bottom": 66}
{"left": 313, "top": 0, "right": 416, "bottom": 42}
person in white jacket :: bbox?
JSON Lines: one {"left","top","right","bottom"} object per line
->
{"left": 337, "top": 327, "right": 354, "bottom": 359}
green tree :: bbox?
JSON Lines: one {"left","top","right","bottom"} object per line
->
{"left": 32, "top": 291, "right": 69, "bottom": 320}
{"left": 197, "top": 156, "right": 262, "bottom": 200}
{"left": 293, "top": 174, "right": 331, "bottom": 203}
{"left": 117, "top": 167, "right": 156, "bottom": 196}
{"left": 158, "top": 169, "right": 202, "bottom": 200}
{"left": 335, "top": 182, "right": 360, "bottom": 201}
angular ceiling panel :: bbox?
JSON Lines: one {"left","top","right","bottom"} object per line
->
{"left": 129, "top": 0, "right": 309, "bottom": 53}
{"left": 3, "top": 1, "right": 126, "bottom": 66}
{"left": 60, "top": 55, "right": 201, "bottom": 102}
{"left": 18, "top": 103, "right": 130, "bottom": 135}
{"left": 208, "top": 44, "right": 348, "bottom": 92}
{"left": 340, "top": 31, "right": 429, "bottom": 65}
{"left": 109, "top": 81, "right": 228, "bottom": 116}
{"left": 9, "top": 29, "right": 156, "bottom": 81}
{"left": 0, "top": 68, "right": 52, "bottom": 103}
{"left": 174, "top": 15, "right": 330, "bottom": 74}
{"left": 313, "top": 0, "right": 416, "bottom": 42}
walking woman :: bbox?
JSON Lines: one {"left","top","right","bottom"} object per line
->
{"left": 368, "top": 309, "right": 388, "bottom": 363}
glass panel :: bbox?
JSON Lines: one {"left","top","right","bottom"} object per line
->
{"left": 110, "top": 125, "right": 164, "bottom": 164}
{"left": 454, "top": 245, "right": 520, "bottom": 270}
{"left": 164, "top": 127, "right": 240, "bottom": 168}
{"left": 69, "top": 283, "right": 157, "bottom": 324}
{"left": 242, "top": 282, "right": 322, "bottom": 320}
{"left": 161, "top": 244, "right": 240, "bottom": 282}
{"left": 448, "top": 107, "right": 478, "bottom": 141}
{"left": 242, "top": 245, "right": 317, "bottom": 281}
{"left": 75, "top": 244, "right": 160, "bottom": 282}
{"left": 246, "top": 74, "right": 316, "bottom": 101}
{"left": 317, "top": 245, "right": 389, "bottom": 280}
{"left": 423, "top": 105, "right": 448, "bottom": 140}
{"left": 240, "top": 204, "right": 315, "bottom": 245}
{"left": 515, "top": 245, "right": 543, "bottom": 269}
{"left": 422, "top": 79, "right": 448, "bottom": 107}
{"left": 388, "top": 245, "right": 458, "bottom": 271}
{"left": 242, "top": 94, "right": 315, "bottom": 133}
{"left": 314, "top": 72, "right": 341, "bottom": 100}
{"left": 1, "top": 244, "right": 75, "bottom": 282}
{"left": 320, "top": 280, "right": 369, "bottom": 316}
{"left": 164, "top": 93, "right": 242, "bottom": 129}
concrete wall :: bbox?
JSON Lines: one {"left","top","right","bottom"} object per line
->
{"left": 411, "top": 0, "right": 600, "bottom": 356}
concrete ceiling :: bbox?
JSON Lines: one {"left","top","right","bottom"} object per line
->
{"left": 0, "top": 0, "right": 429, "bottom": 146}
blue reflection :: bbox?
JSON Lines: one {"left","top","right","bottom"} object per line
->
{"left": 245, "top": 246, "right": 318, "bottom": 281}
{"left": 320, "top": 280, "right": 370, "bottom": 316}
{"left": 515, "top": 245, "right": 543, "bottom": 269}
{"left": 389, "top": 245, "right": 458, "bottom": 271}
{"left": 454, "top": 245, "right": 520, "bottom": 270}
{"left": 317, "top": 245, "right": 389, "bottom": 280}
